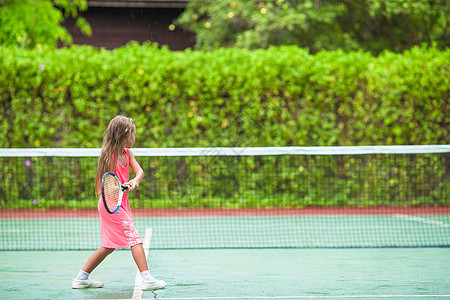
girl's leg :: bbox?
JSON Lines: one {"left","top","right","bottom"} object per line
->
{"left": 73, "top": 247, "right": 115, "bottom": 288}
{"left": 131, "top": 243, "right": 148, "bottom": 272}
{"left": 131, "top": 243, "right": 166, "bottom": 290}
{"left": 82, "top": 247, "right": 115, "bottom": 273}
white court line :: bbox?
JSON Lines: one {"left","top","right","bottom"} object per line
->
{"left": 396, "top": 214, "right": 450, "bottom": 227}
{"left": 132, "top": 227, "right": 153, "bottom": 300}
{"left": 141, "top": 295, "right": 450, "bottom": 299}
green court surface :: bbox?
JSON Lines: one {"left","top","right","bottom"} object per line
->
{"left": 2, "top": 214, "right": 450, "bottom": 250}
{"left": 1, "top": 214, "right": 450, "bottom": 299}
{"left": 1, "top": 248, "right": 449, "bottom": 299}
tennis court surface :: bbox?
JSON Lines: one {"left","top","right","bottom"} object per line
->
{"left": 1, "top": 146, "right": 449, "bottom": 299}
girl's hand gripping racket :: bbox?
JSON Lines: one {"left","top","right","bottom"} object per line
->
{"left": 101, "top": 172, "right": 129, "bottom": 214}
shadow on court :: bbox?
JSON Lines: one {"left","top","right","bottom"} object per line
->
{"left": 1, "top": 248, "right": 449, "bottom": 299}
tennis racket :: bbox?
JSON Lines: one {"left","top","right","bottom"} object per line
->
{"left": 101, "top": 172, "right": 129, "bottom": 214}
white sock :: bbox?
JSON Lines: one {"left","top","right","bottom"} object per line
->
{"left": 75, "top": 270, "right": 90, "bottom": 281}
{"left": 141, "top": 270, "right": 155, "bottom": 282}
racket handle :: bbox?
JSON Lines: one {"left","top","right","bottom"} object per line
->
{"left": 122, "top": 185, "right": 129, "bottom": 191}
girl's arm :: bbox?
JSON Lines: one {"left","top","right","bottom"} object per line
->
{"left": 124, "top": 149, "right": 144, "bottom": 192}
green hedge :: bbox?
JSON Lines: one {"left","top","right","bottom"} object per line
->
{"left": 1, "top": 43, "right": 449, "bottom": 148}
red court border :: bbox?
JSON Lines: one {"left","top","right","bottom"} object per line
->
{"left": 0, "top": 207, "right": 448, "bottom": 219}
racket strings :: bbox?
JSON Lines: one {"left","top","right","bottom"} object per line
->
{"left": 103, "top": 175, "right": 120, "bottom": 211}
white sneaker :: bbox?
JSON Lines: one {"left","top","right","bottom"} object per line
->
{"left": 137, "top": 278, "right": 166, "bottom": 290}
{"left": 72, "top": 278, "right": 104, "bottom": 289}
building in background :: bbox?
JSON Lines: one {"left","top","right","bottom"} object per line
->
{"left": 63, "top": 0, "right": 195, "bottom": 50}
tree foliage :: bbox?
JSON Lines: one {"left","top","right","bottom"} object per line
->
{"left": 175, "top": 0, "right": 449, "bottom": 53}
{"left": 0, "top": 0, "right": 90, "bottom": 48}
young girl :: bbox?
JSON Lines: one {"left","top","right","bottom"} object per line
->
{"left": 72, "top": 115, "right": 166, "bottom": 290}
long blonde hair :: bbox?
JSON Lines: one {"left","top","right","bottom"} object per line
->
{"left": 95, "top": 115, "right": 135, "bottom": 195}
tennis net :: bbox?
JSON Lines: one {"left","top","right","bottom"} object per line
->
{"left": 0, "top": 146, "right": 449, "bottom": 250}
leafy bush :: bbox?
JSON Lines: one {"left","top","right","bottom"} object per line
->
{"left": 0, "top": 43, "right": 448, "bottom": 148}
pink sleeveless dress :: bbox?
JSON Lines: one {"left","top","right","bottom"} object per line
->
{"left": 98, "top": 149, "right": 143, "bottom": 249}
